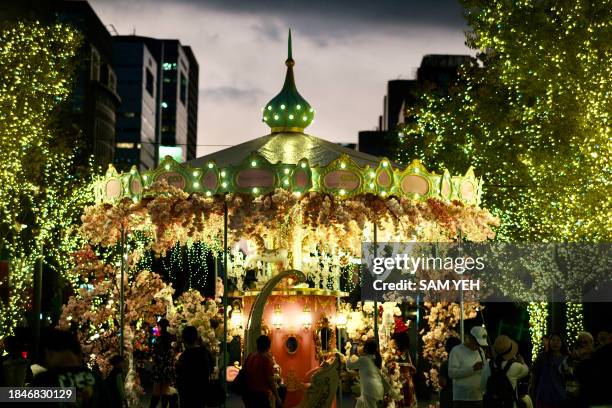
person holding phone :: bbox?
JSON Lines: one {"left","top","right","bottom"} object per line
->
{"left": 448, "top": 326, "right": 488, "bottom": 408}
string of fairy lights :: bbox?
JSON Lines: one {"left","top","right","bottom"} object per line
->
{"left": 161, "top": 243, "right": 211, "bottom": 292}
{"left": 0, "top": 21, "right": 88, "bottom": 335}
{"left": 398, "top": 0, "right": 611, "bottom": 350}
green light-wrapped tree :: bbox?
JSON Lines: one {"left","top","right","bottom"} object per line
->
{"left": 0, "top": 21, "right": 89, "bottom": 335}
{"left": 398, "top": 0, "right": 611, "bottom": 345}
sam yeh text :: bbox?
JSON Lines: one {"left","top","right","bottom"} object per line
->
{"left": 373, "top": 279, "right": 481, "bottom": 291}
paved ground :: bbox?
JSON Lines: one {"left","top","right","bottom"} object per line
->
{"left": 142, "top": 392, "right": 436, "bottom": 407}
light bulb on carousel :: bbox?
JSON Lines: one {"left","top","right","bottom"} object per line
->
{"left": 231, "top": 304, "right": 244, "bottom": 329}
{"left": 301, "top": 305, "right": 312, "bottom": 330}
{"left": 335, "top": 312, "right": 347, "bottom": 329}
{"left": 273, "top": 305, "right": 283, "bottom": 330}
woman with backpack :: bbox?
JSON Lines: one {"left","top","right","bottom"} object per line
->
{"left": 481, "top": 335, "right": 529, "bottom": 408}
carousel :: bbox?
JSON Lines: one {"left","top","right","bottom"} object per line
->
{"left": 65, "top": 31, "right": 498, "bottom": 407}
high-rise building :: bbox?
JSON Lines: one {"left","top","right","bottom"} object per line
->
{"left": 183, "top": 46, "right": 199, "bottom": 161}
{"left": 113, "top": 41, "right": 158, "bottom": 170}
{"left": 382, "top": 80, "right": 418, "bottom": 131}
{"left": 5, "top": 0, "right": 121, "bottom": 167}
{"left": 358, "top": 54, "right": 471, "bottom": 158}
{"left": 417, "top": 54, "right": 472, "bottom": 94}
{"left": 57, "top": 2, "right": 121, "bottom": 167}
{"left": 112, "top": 36, "right": 198, "bottom": 169}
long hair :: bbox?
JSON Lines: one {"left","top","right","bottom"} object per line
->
{"left": 546, "top": 333, "right": 569, "bottom": 356}
{"left": 364, "top": 339, "right": 382, "bottom": 369}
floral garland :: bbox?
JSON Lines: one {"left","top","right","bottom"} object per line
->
{"left": 81, "top": 181, "right": 224, "bottom": 255}
{"left": 80, "top": 185, "right": 498, "bottom": 258}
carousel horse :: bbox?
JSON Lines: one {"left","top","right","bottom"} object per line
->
{"left": 297, "top": 353, "right": 342, "bottom": 408}
{"left": 244, "top": 247, "right": 289, "bottom": 270}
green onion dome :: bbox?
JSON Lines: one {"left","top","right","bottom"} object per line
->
{"left": 262, "top": 29, "right": 315, "bottom": 133}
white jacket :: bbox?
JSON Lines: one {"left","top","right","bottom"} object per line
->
{"left": 448, "top": 343, "right": 486, "bottom": 401}
{"left": 346, "top": 354, "right": 384, "bottom": 401}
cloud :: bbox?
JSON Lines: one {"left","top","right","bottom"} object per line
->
{"left": 201, "top": 86, "right": 265, "bottom": 104}
{"left": 91, "top": 0, "right": 467, "bottom": 40}
{"left": 87, "top": 0, "right": 471, "bottom": 157}
{"left": 208, "top": 0, "right": 465, "bottom": 28}
{"left": 250, "top": 20, "right": 283, "bottom": 42}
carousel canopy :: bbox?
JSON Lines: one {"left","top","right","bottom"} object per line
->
{"left": 94, "top": 32, "right": 483, "bottom": 206}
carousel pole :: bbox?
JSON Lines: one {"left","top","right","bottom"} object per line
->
{"left": 119, "top": 225, "right": 126, "bottom": 358}
{"left": 336, "top": 292, "right": 342, "bottom": 408}
{"left": 460, "top": 287, "right": 465, "bottom": 342}
{"left": 458, "top": 229, "right": 465, "bottom": 342}
{"left": 222, "top": 201, "right": 229, "bottom": 407}
{"left": 373, "top": 222, "right": 379, "bottom": 346}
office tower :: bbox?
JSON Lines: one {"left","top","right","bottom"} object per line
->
{"left": 113, "top": 36, "right": 198, "bottom": 167}
{"left": 113, "top": 41, "right": 158, "bottom": 170}
{"left": 183, "top": 46, "right": 199, "bottom": 161}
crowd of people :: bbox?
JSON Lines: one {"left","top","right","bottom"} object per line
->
{"left": 144, "top": 318, "right": 217, "bottom": 408}
{"left": 1, "top": 320, "right": 611, "bottom": 408}
{"left": 437, "top": 325, "right": 612, "bottom": 408}
{"left": 0, "top": 319, "right": 216, "bottom": 408}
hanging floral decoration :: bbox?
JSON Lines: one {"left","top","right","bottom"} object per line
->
{"left": 81, "top": 184, "right": 498, "bottom": 258}
{"left": 81, "top": 181, "right": 224, "bottom": 255}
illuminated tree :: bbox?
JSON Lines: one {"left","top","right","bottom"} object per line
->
{"left": 398, "top": 0, "right": 611, "bottom": 344}
{"left": 0, "top": 20, "right": 90, "bottom": 335}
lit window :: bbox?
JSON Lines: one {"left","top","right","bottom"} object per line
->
{"left": 116, "top": 142, "right": 135, "bottom": 149}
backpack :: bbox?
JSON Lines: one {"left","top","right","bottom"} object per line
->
{"left": 483, "top": 359, "right": 516, "bottom": 408}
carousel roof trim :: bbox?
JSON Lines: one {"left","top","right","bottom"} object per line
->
{"left": 95, "top": 155, "right": 483, "bottom": 206}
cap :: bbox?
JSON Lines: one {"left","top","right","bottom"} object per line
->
{"left": 470, "top": 326, "right": 488, "bottom": 347}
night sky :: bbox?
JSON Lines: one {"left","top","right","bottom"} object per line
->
{"left": 90, "top": 0, "right": 471, "bottom": 156}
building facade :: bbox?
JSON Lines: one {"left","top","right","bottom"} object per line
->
{"left": 358, "top": 54, "right": 472, "bottom": 158}
{"left": 113, "top": 41, "right": 158, "bottom": 170}
{"left": 53, "top": 1, "right": 121, "bottom": 167}
{"left": 112, "top": 36, "right": 198, "bottom": 169}
{"left": 183, "top": 46, "right": 199, "bottom": 161}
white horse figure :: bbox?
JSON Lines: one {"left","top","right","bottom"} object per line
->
{"left": 244, "top": 247, "right": 289, "bottom": 270}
